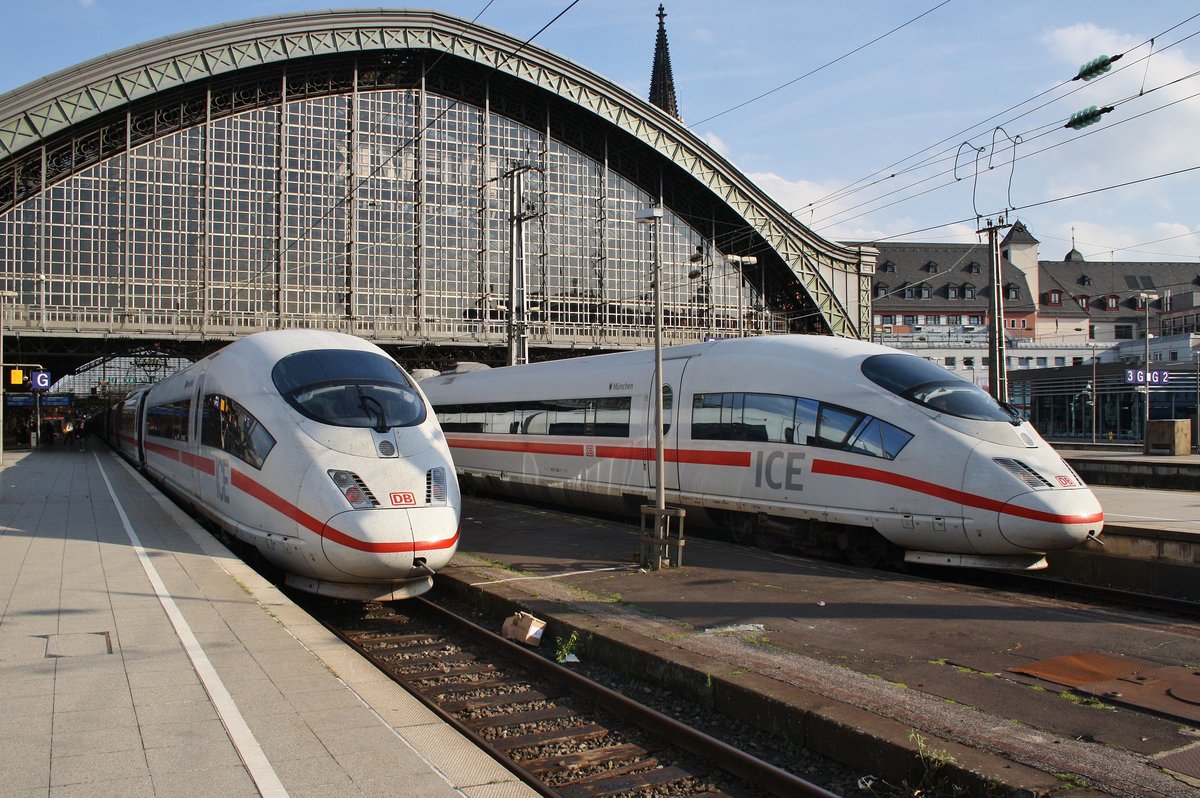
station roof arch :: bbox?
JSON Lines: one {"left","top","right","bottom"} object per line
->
{"left": 0, "top": 8, "right": 874, "bottom": 341}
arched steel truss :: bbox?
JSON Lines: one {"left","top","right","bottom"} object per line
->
{"left": 0, "top": 9, "right": 873, "bottom": 344}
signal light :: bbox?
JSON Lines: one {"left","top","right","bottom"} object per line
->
{"left": 1073, "top": 53, "right": 1122, "bottom": 81}
{"left": 328, "top": 469, "right": 376, "bottom": 509}
{"left": 1064, "top": 105, "right": 1114, "bottom": 130}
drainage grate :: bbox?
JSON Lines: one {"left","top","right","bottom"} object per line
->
{"left": 1008, "top": 651, "right": 1151, "bottom": 687}
{"left": 40, "top": 631, "right": 114, "bottom": 657}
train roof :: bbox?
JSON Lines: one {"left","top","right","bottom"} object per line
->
{"left": 421, "top": 335, "right": 909, "bottom": 399}
{"left": 150, "top": 330, "right": 398, "bottom": 397}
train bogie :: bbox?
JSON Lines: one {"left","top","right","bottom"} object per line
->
{"left": 422, "top": 335, "right": 1102, "bottom": 570}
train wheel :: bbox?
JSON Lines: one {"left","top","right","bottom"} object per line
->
{"left": 843, "top": 530, "right": 890, "bottom": 568}
{"left": 753, "top": 527, "right": 789, "bottom": 552}
{"left": 730, "top": 515, "right": 755, "bottom": 544}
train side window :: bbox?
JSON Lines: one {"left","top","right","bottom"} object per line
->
{"left": 146, "top": 399, "right": 191, "bottom": 442}
{"left": 436, "top": 397, "right": 630, "bottom": 437}
{"left": 596, "top": 396, "right": 633, "bottom": 437}
{"left": 815, "top": 405, "right": 863, "bottom": 448}
{"left": 846, "top": 417, "right": 886, "bottom": 458}
{"left": 661, "top": 386, "right": 672, "bottom": 435}
{"left": 793, "top": 398, "right": 819, "bottom": 445}
{"left": 693, "top": 392, "right": 790, "bottom": 442}
{"left": 879, "top": 421, "right": 914, "bottom": 459}
{"left": 743, "top": 393, "right": 794, "bottom": 443}
{"left": 845, "top": 417, "right": 913, "bottom": 460}
{"left": 201, "top": 394, "right": 276, "bottom": 469}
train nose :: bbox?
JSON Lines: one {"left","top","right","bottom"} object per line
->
{"left": 996, "top": 489, "right": 1104, "bottom": 550}
{"left": 320, "top": 506, "right": 460, "bottom": 579}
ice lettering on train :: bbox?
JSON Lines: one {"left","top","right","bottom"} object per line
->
{"left": 753, "top": 450, "right": 805, "bottom": 490}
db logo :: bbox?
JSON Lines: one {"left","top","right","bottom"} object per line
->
{"left": 389, "top": 492, "right": 417, "bottom": 506}
{"left": 1055, "top": 476, "right": 1077, "bottom": 488}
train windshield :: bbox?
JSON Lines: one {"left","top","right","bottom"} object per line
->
{"left": 271, "top": 349, "right": 427, "bottom": 430}
{"left": 861, "top": 353, "right": 1020, "bottom": 423}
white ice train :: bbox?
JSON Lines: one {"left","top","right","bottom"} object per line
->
{"left": 421, "top": 335, "right": 1103, "bottom": 570}
{"left": 108, "top": 330, "right": 461, "bottom": 600}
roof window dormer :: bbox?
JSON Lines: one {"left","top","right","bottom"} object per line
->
{"left": 1076, "top": 295, "right": 1089, "bottom": 310}
{"left": 1047, "top": 289, "right": 1062, "bottom": 306}
{"left": 967, "top": 262, "right": 982, "bottom": 274}
{"left": 1105, "top": 294, "right": 1120, "bottom": 311}
{"left": 925, "top": 261, "right": 939, "bottom": 274}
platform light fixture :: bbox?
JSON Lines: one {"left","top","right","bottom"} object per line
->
{"left": 1138, "top": 292, "right": 1158, "bottom": 453}
{"left": 635, "top": 205, "right": 666, "bottom": 537}
{"left": 1194, "top": 352, "right": 1199, "bottom": 454}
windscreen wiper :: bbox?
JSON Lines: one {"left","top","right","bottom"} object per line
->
{"left": 356, "top": 387, "right": 389, "bottom": 432}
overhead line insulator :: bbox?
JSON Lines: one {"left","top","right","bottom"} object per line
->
{"left": 1064, "top": 105, "right": 1115, "bottom": 130}
{"left": 1073, "top": 53, "right": 1123, "bottom": 81}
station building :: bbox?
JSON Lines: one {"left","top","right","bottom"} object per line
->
{"left": 0, "top": 7, "right": 874, "bottom": 391}
{"left": 869, "top": 222, "right": 1200, "bottom": 445}
{"left": 2, "top": 7, "right": 1190, "bottom": 447}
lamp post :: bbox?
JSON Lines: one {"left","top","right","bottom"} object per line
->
{"left": 1090, "top": 343, "right": 1098, "bottom": 446}
{"left": 1139, "top": 292, "right": 1158, "bottom": 454}
{"left": 1194, "top": 351, "right": 1199, "bottom": 453}
{"left": 635, "top": 206, "right": 666, "bottom": 528}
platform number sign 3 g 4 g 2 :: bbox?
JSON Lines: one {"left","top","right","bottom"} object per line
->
{"left": 31, "top": 371, "right": 51, "bottom": 391}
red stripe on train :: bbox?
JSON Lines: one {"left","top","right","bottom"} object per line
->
{"left": 145, "top": 441, "right": 457, "bottom": 553}
{"left": 811, "top": 459, "right": 1104, "bottom": 525}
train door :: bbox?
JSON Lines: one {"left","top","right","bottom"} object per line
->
{"left": 191, "top": 375, "right": 208, "bottom": 503}
{"left": 644, "top": 356, "right": 692, "bottom": 496}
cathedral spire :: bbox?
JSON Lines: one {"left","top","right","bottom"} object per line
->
{"left": 649, "top": 4, "right": 682, "bottom": 121}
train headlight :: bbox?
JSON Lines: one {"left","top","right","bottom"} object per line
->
{"left": 327, "top": 470, "right": 379, "bottom": 509}
{"left": 426, "top": 467, "right": 447, "bottom": 505}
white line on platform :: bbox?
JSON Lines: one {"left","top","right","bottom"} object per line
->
{"left": 94, "top": 454, "right": 289, "bottom": 798}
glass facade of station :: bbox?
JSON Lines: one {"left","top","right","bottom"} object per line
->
{"left": 0, "top": 55, "right": 773, "bottom": 351}
{"left": 1013, "top": 367, "right": 1200, "bottom": 443}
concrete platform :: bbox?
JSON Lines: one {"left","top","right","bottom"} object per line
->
{"left": 1061, "top": 447, "right": 1200, "bottom": 492}
{"left": 442, "top": 493, "right": 1200, "bottom": 798}
{"left": 0, "top": 445, "right": 536, "bottom": 798}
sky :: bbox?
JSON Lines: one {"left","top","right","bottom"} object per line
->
{"left": 2, "top": 0, "right": 1199, "bottom": 263}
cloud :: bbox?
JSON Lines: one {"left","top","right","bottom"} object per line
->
{"left": 700, "top": 131, "right": 728, "bottom": 156}
{"left": 1037, "top": 23, "right": 1200, "bottom": 189}
{"left": 747, "top": 170, "right": 917, "bottom": 244}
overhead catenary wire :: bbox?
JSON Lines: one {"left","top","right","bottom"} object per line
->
{"left": 688, "top": 0, "right": 956, "bottom": 128}
{"left": 799, "top": 13, "right": 1200, "bottom": 218}
{"left": 172, "top": 6, "right": 1200, "bottom": 310}
{"left": 658, "top": 18, "right": 1200, "bottom": 268}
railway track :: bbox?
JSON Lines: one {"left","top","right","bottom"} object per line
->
{"left": 301, "top": 595, "right": 841, "bottom": 798}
